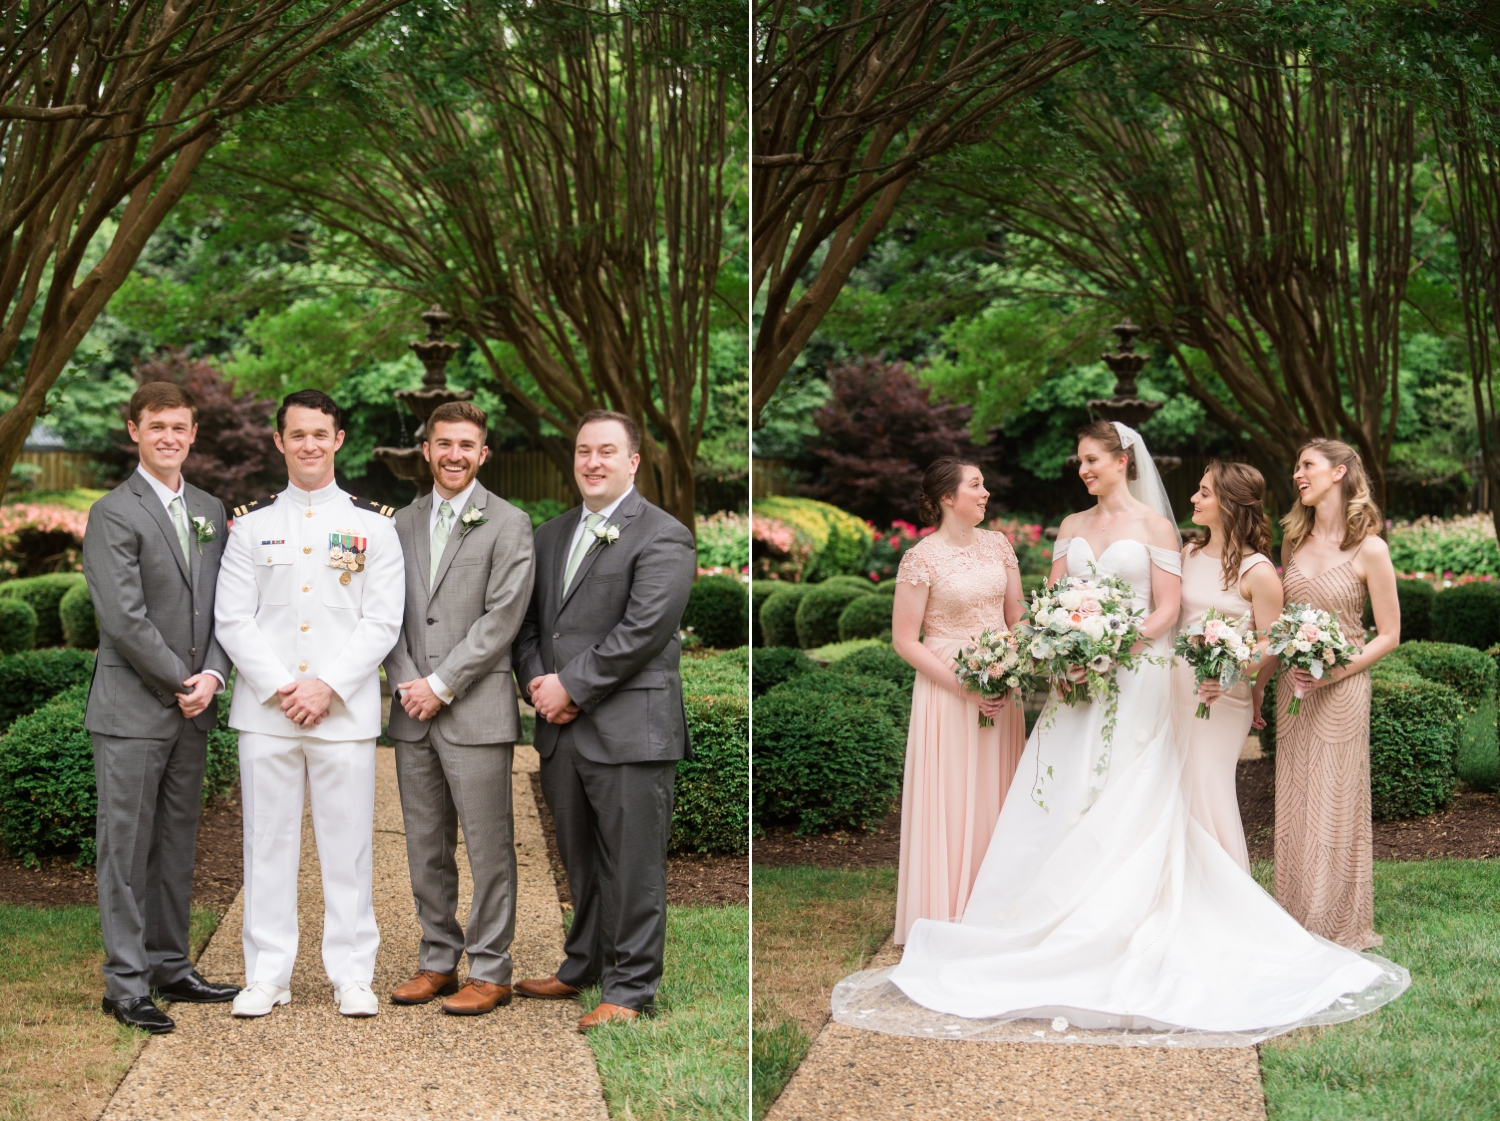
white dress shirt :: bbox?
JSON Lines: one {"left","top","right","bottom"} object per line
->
{"left": 136, "top": 464, "right": 224, "bottom": 690}
{"left": 564, "top": 486, "right": 634, "bottom": 563}
{"left": 422, "top": 478, "right": 480, "bottom": 705}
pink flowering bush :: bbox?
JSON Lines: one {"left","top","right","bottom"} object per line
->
{"left": 865, "top": 520, "right": 932, "bottom": 581}
{"left": 987, "top": 517, "right": 1053, "bottom": 575}
{"left": 0, "top": 504, "right": 89, "bottom": 578}
{"left": 752, "top": 514, "right": 813, "bottom": 581}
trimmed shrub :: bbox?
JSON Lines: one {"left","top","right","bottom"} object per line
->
{"left": 753, "top": 647, "right": 815, "bottom": 698}
{"left": 760, "top": 585, "right": 810, "bottom": 649}
{"left": 1369, "top": 662, "right": 1463, "bottom": 819}
{"left": 827, "top": 643, "right": 916, "bottom": 694}
{"left": 808, "top": 637, "right": 889, "bottom": 663}
{"left": 838, "top": 593, "right": 893, "bottom": 641}
{"left": 1431, "top": 581, "right": 1500, "bottom": 650}
{"left": 1020, "top": 573, "right": 1049, "bottom": 599}
{"left": 751, "top": 581, "right": 783, "bottom": 646}
{"left": 753, "top": 496, "right": 874, "bottom": 582}
{"left": 59, "top": 581, "right": 98, "bottom": 649}
{"left": 795, "top": 584, "right": 872, "bottom": 649}
{"left": 0, "top": 684, "right": 96, "bottom": 865}
{"left": 0, "top": 598, "right": 37, "bottom": 653}
{"left": 753, "top": 672, "right": 905, "bottom": 834}
{"left": 682, "top": 575, "right": 747, "bottom": 649}
{"left": 819, "top": 575, "right": 880, "bottom": 594}
{"left": 1364, "top": 579, "right": 1434, "bottom": 642}
{"left": 0, "top": 648, "right": 95, "bottom": 730}
{"left": 674, "top": 648, "right": 749, "bottom": 854}
{"left": 203, "top": 687, "right": 240, "bottom": 803}
{"left": 1258, "top": 675, "right": 1277, "bottom": 757}
{"left": 1386, "top": 641, "right": 1497, "bottom": 792}
{"left": 0, "top": 573, "right": 86, "bottom": 647}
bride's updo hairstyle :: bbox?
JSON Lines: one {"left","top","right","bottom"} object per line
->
{"left": 919, "top": 456, "right": 981, "bottom": 526}
{"left": 1077, "top": 419, "right": 1137, "bottom": 481}
{"left": 1190, "top": 461, "right": 1274, "bottom": 592}
{"left": 1281, "top": 437, "right": 1384, "bottom": 559}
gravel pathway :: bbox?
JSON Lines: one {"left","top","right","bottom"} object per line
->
{"left": 102, "top": 744, "right": 608, "bottom": 1121}
{"left": 767, "top": 941, "right": 1267, "bottom": 1121}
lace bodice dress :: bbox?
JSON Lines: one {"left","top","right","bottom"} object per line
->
{"left": 892, "top": 529, "right": 1025, "bottom": 945}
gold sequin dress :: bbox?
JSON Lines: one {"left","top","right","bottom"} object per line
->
{"left": 1275, "top": 550, "right": 1380, "bottom": 950}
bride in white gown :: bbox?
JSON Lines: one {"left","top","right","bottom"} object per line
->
{"left": 833, "top": 421, "right": 1407, "bottom": 1046}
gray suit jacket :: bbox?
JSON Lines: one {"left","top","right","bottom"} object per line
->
{"left": 82, "top": 471, "right": 231, "bottom": 738}
{"left": 384, "top": 482, "right": 535, "bottom": 746}
{"left": 515, "top": 489, "right": 696, "bottom": 765}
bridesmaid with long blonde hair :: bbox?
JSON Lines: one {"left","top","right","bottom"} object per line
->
{"left": 1175, "top": 461, "right": 1284, "bottom": 872}
{"left": 890, "top": 458, "right": 1026, "bottom": 945}
{"left": 1276, "top": 439, "right": 1400, "bottom": 950}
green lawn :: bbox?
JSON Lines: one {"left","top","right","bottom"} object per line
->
{"left": 580, "top": 904, "right": 748, "bottom": 1121}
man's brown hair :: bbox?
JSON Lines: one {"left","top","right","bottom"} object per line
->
{"left": 426, "top": 401, "right": 489, "bottom": 440}
{"left": 129, "top": 381, "right": 197, "bottom": 426}
{"left": 575, "top": 409, "right": 641, "bottom": 455}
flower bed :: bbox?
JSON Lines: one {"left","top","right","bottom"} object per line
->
{"left": 696, "top": 510, "right": 749, "bottom": 573}
{"left": 0, "top": 503, "right": 88, "bottom": 578}
{"left": 1388, "top": 514, "right": 1500, "bottom": 578}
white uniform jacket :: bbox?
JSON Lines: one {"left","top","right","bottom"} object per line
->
{"left": 215, "top": 482, "right": 404, "bottom": 741}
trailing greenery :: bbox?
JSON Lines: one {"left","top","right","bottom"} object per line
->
{"left": 794, "top": 583, "right": 871, "bottom": 648}
{"left": 682, "top": 575, "right": 748, "bottom": 650}
{"left": 1369, "top": 662, "right": 1463, "bottom": 820}
{"left": 0, "top": 648, "right": 95, "bottom": 730}
{"left": 759, "top": 585, "right": 810, "bottom": 648}
{"left": 0, "top": 573, "right": 86, "bottom": 647}
{"left": 751, "top": 580, "right": 782, "bottom": 646}
{"left": 0, "top": 597, "right": 36, "bottom": 654}
{"left": 1431, "top": 582, "right": 1500, "bottom": 650}
{"left": 752, "top": 497, "right": 873, "bottom": 582}
{"left": 674, "top": 649, "right": 749, "bottom": 855}
{"left": 838, "top": 593, "right": 892, "bottom": 640}
{"left": 59, "top": 581, "right": 98, "bottom": 649}
{"left": 752, "top": 647, "right": 816, "bottom": 698}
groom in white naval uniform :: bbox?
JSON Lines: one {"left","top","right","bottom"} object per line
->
{"left": 214, "top": 390, "right": 404, "bottom": 1018}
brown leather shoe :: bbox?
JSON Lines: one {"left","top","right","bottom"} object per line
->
{"left": 441, "top": 979, "right": 512, "bottom": 1015}
{"left": 390, "top": 969, "right": 458, "bottom": 1005}
{"left": 577, "top": 1002, "right": 640, "bottom": 1032}
{"left": 515, "top": 975, "right": 582, "bottom": 1000}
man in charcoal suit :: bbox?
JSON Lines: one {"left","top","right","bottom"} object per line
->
{"left": 383, "top": 401, "right": 535, "bottom": 1015}
{"left": 514, "top": 409, "right": 696, "bottom": 1031}
{"left": 83, "top": 381, "right": 240, "bottom": 1034}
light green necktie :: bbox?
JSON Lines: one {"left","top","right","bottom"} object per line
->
{"left": 563, "top": 512, "right": 605, "bottom": 597}
{"left": 430, "top": 500, "right": 454, "bottom": 590}
{"left": 168, "top": 496, "right": 191, "bottom": 565}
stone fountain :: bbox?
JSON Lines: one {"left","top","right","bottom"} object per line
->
{"left": 371, "top": 305, "right": 474, "bottom": 497}
{"left": 1088, "top": 318, "right": 1180, "bottom": 476}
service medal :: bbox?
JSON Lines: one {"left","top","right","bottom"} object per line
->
{"left": 328, "top": 531, "right": 367, "bottom": 573}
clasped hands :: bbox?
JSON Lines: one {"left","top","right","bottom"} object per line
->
{"left": 394, "top": 677, "right": 444, "bottom": 722}
{"left": 175, "top": 673, "right": 219, "bottom": 720}
{"left": 276, "top": 678, "right": 334, "bottom": 728}
{"left": 529, "top": 673, "right": 580, "bottom": 724}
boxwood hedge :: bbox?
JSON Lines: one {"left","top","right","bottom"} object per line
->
{"left": 838, "top": 593, "right": 892, "bottom": 641}
{"left": 1368, "top": 661, "right": 1463, "bottom": 819}
{"left": 752, "top": 647, "right": 815, "bottom": 698}
{"left": 0, "top": 573, "right": 86, "bottom": 648}
{"left": 1365, "top": 579, "right": 1434, "bottom": 642}
{"left": 751, "top": 581, "right": 782, "bottom": 646}
{"left": 794, "top": 584, "right": 871, "bottom": 648}
{"left": 1431, "top": 581, "right": 1500, "bottom": 650}
{"left": 673, "top": 648, "right": 749, "bottom": 855}
{"left": 681, "top": 575, "right": 747, "bottom": 649}
{"left": 760, "top": 585, "right": 809, "bottom": 649}
{"left": 59, "top": 581, "right": 98, "bottom": 649}
{"left": 0, "top": 598, "right": 37, "bottom": 654}
{"left": 0, "top": 648, "right": 95, "bottom": 731}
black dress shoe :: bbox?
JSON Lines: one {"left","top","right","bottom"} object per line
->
{"left": 157, "top": 970, "right": 241, "bottom": 1003}
{"left": 103, "top": 995, "right": 175, "bottom": 1034}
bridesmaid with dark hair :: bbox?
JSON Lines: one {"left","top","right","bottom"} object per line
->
{"left": 890, "top": 458, "right": 1026, "bottom": 945}
{"left": 1174, "top": 461, "right": 1283, "bottom": 873}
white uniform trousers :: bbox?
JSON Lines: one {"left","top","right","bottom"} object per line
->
{"left": 238, "top": 731, "right": 379, "bottom": 988}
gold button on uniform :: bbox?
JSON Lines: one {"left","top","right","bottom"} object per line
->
{"left": 302, "top": 584, "right": 311, "bottom": 593}
{"left": 299, "top": 662, "right": 308, "bottom": 671}
{"left": 305, "top": 509, "right": 314, "bottom": 518}
{"left": 303, "top": 546, "right": 312, "bottom": 554}
{"left": 300, "top": 623, "right": 309, "bottom": 632}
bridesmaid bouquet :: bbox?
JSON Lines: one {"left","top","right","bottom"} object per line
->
{"left": 1173, "top": 608, "right": 1257, "bottom": 719}
{"left": 1265, "top": 604, "right": 1358, "bottom": 716}
{"left": 953, "top": 630, "right": 1042, "bottom": 728}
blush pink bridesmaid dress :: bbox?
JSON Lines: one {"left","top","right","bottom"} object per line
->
{"left": 1171, "top": 546, "right": 1273, "bottom": 873}
{"left": 893, "top": 530, "right": 1026, "bottom": 945}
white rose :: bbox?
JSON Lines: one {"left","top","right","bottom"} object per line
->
{"left": 1294, "top": 639, "right": 1313, "bottom": 653}
{"left": 1080, "top": 615, "right": 1107, "bottom": 641}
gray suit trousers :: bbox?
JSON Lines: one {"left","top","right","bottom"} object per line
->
{"left": 540, "top": 727, "right": 675, "bottom": 1009}
{"left": 393, "top": 731, "right": 517, "bottom": 985}
{"left": 93, "top": 726, "right": 207, "bottom": 1001}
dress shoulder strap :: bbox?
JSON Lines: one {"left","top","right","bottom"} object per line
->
{"left": 1053, "top": 537, "right": 1072, "bottom": 556}
{"left": 1146, "top": 544, "right": 1181, "bottom": 576}
{"left": 1238, "top": 551, "right": 1273, "bottom": 575}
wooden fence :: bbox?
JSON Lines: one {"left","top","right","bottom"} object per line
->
{"left": 752, "top": 458, "right": 794, "bottom": 499}
{"left": 8, "top": 450, "right": 100, "bottom": 494}
{"left": 478, "top": 451, "right": 577, "bottom": 505}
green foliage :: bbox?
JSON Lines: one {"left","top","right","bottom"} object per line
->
{"left": 1388, "top": 515, "right": 1500, "bottom": 577}
{"left": 1021, "top": 573, "right": 1049, "bottom": 599}
{"left": 838, "top": 593, "right": 892, "bottom": 641}
{"left": 751, "top": 647, "right": 815, "bottom": 699}
{"left": 0, "top": 685, "right": 96, "bottom": 866}
{"left": 826, "top": 642, "right": 916, "bottom": 695}
{"left": 1364, "top": 579, "right": 1435, "bottom": 642}
{"left": 818, "top": 575, "right": 879, "bottom": 593}
{"left": 671, "top": 650, "right": 747, "bottom": 855}
{"left": 1368, "top": 663, "right": 1463, "bottom": 820}
{"left": 682, "top": 576, "right": 748, "bottom": 650}
{"left": 1431, "top": 582, "right": 1500, "bottom": 650}
{"left": 752, "top": 497, "right": 872, "bottom": 582}
{"left": 1384, "top": 642, "right": 1496, "bottom": 710}
{"left": 794, "top": 584, "right": 871, "bottom": 648}
{"left": 681, "top": 646, "right": 750, "bottom": 699}
{"left": 509, "top": 497, "right": 570, "bottom": 529}
{"left": 0, "top": 574, "right": 86, "bottom": 647}
{"left": 759, "top": 585, "right": 809, "bottom": 649}
{"left": 696, "top": 511, "right": 749, "bottom": 569}
{"left": 0, "top": 648, "right": 95, "bottom": 730}
{"left": 1259, "top": 674, "right": 1277, "bottom": 757}
{"left": 0, "top": 598, "right": 36, "bottom": 654}
{"left": 58, "top": 582, "right": 98, "bottom": 649}
{"left": 807, "top": 637, "right": 888, "bottom": 662}
{"left": 750, "top": 580, "right": 782, "bottom": 646}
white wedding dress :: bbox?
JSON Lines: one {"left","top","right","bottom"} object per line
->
{"left": 832, "top": 535, "right": 1409, "bottom": 1047}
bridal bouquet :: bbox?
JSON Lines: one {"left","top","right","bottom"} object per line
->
{"left": 1173, "top": 608, "right": 1257, "bottom": 719}
{"left": 1265, "top": 604, "right": 1358, "bottom": 716}
{"left": 952, "top": 630, "right": 1039, "bottom": 728}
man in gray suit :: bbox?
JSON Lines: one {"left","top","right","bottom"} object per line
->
{"left": 83, "top": 382, "right": 241, "bottom": 1034}
{"left": 383, "top": 402, "right": 535, "bottom": 1015}
{"left": 514, "top": 409, "right": 696, "bottom": 1031}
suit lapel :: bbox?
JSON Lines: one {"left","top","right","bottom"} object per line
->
{"left": 412, "top": 490, "right": 434, "bottom": 593}
{"left": 428, "top": 484, "right": 487, "bottom": 601}
{"left": 133, "top": 474, "right": 191, "bottom": 585}
{"left": 558, "top": 490, "right": 643, "bottom": 615}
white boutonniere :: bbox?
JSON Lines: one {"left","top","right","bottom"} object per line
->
{"left": 458, "top": 505, "right": 488, "bottom": 537}
{"left": 587, "top": 521, "right": 622, "bottom": 555}
{"left": 191, "top": 516, "right": 215, "bottom": 554}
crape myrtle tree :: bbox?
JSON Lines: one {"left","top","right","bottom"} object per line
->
{"left": 216, "top": 0, "right": 747, "bottom": 534}
{"left": 0, "top": 0, "right": 409, "bottom": 488}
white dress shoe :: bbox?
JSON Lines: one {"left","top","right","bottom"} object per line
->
{"left": 231, "top": 982, "right": 291, "bottom": 1017}
{"left": 334, "top": 982, "right": 379, "bottom": 1017}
